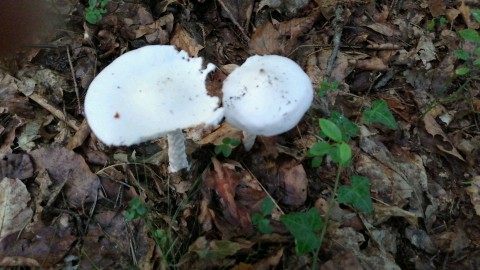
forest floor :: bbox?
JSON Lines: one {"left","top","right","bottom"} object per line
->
{"left": 1, "top": 0, "right": 480, "bottom": 269}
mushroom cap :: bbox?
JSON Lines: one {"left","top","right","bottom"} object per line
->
{"left": 85, "top": 45, "right": 223, "bottom": 146}
{"left": 222, "top": 55, "right": 313, "bottom": 136}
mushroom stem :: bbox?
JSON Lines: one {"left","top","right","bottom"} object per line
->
{"left": 167, "top": 129, "right": 189, "bottom": 172}
{"left": 242, "top": 131, "right": 256, "bottom": 151}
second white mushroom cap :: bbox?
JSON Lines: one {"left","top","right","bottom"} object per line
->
{"left": 222, "top": 55, "right": 313, "bottom": 142}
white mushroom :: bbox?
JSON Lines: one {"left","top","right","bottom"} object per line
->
{"left": 84, "top": 45, "right": 223, "bottom": 172}
{"left": 222, "top": 55, "right": 313, "bottom": 150}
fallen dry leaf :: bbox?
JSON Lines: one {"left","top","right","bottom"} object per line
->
{"left": 171, "top": 24, "right": 204, "bottom": 57}
{"left": 258, "top": 0, "right": 309, "bottom": 14}
{"left": 30, "top": 147, "right": 100, "bottom": 208}
{"left": 249, "top": 21, "right": 283, "bottom": 55}
{"left": 0, "top": 153, "right": 33, "bottom": 180}
{"left": 278, "top": 160, "right": 307, "bottom": 207}
{"left": 81, "top": 211, "right": 152, "bottom": 269}
{"left": 466, "top": 176, "right": 480, "bottom": 216}
{"left": 0, "top": 222, "right": 76, "bottom": 268}
{"left": 0, "top": 178, "right": 33, "bottom": 241}
{"left": 427, "top": 0, "right": 446, "bottom": 17}
{"left": 203, "top": 158, "right": 253, "bottom": 232}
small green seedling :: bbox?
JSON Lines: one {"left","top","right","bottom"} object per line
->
{"left": 85, "top": 0, "right": 111, "bottom": 24}
{"left": 251, "top": 197, "right": 274, "bottom": 234}
{"left": 454, "top": 11, "right": 480, "bottom": 76}
{"left": 427, "top": 16, "right": 448, "bottom": 31}
{"left": 308, "top": 118, "right": 353, "bottom": 168}
{"left": 280, "top": 208, "right": 323, "bottom": 254}
{"left": 363, "top": 100, "right": 398, "bottom": 129}
{"left": 337, "top": 176, "right": 374, "bottom": 213}
{"left": 318, "top": 80, "right": 339, "bottom": 97}
{"left": 125, "top": 197, "right": 148, "bottom": 221}
{"left": 214, "top": 137, "right": 241, "bottom": 157}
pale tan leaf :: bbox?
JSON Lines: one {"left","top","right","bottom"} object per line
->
{"left": 0, "top": 178, "right": 33, "bottom": 241}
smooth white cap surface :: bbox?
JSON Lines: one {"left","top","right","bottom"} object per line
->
{"left": 85, "top": 45, "right": 223, "bottom": 146}
{"left": 222, "top": 55, "right": 313, "bottom": 136}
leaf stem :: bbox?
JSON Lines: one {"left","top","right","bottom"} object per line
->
{"left": 311, "top": 166, "right": 343, "bottom": 269}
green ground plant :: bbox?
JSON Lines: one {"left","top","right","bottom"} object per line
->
{"left": 85, "top": 0, "right": 111, "bottom": 24}
{"left": 265, "top": 80, "right": 398, "bottom": 268}
{"left": 214, "top": 137, "right": 241, "bottom": 157}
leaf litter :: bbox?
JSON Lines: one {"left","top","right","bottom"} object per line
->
{"left": 0, "top": 0, "right": 479, "bottom": 269}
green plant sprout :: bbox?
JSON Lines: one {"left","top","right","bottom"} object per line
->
{"left": 337, "top": 176, "right": 374, "bottom": 213}
{"left": 363, "top": 100, "right": 398, "bottom": 129}
{"left": 214, "top": 137, "right": 241, "bottom": 157}
{"left": 251, "top": 197, "right": 274, "bottom": 234}
{"left": 427, "top": 16, "right": 448, "bottom": 31}
{"left": 318, "top": 80, "right": 339, "bottom": 97}
{"left": 85, "top": 0, "right": 111, "bottom": 24}
{"left": 124, "top": 197, "right": 148, "bottom": 221}
{"left": 454, "top": 11, "right": 480, "bottom": 76}
{"left": 280, "top": 208, "right": 323, "bottom": 254}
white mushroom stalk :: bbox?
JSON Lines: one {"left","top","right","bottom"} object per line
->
{"left": 85, "top": 45, "right": 223, "bottom": 172}
{"left": 222, "top": 55, "right": 313, "bottom": 151}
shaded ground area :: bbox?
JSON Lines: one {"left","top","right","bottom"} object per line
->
{"left": 1, "top": 0, "right": 480, "bottom": 269}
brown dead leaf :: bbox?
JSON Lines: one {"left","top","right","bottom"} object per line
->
{"left": 171, "top": 24, "right": 204, "bottom": 57}
{"left": 135, "top": 14, "right": 174, "bottom": 44}
{"left": 466, "top": 176, "right": 480, "bottom": 216}
{"left": 0, "top": 114, "right": 22, "bottom": 159}
{"left": 180, "top": 236, "right": 254, "bottom": 268}
{"left": 81, "top": 211, "right": 152, "bottom": 269}
{"left": 354, "top": 57, "right": 389, "bottom": 71}
{"left": 0, "top": 178, "right": 33, "bottom": 241}
{"left": 203, "top": 158, "right": 253, "bottom": 232}
{"left": 356, "top": 128, "right": 429, "bottom": 219}
{"left": 278, "top": 160, "right": 307, "bottom": 207}
{"left": 220, "top": 0, "right": 254, "bottom": 29}
{"left": 459, "top": 0, "right": 480, "bottom": 30}
{"left": 258, "top": 0, "right": 309, "bottom": 14}
{"left": 0, "top": 72, "right": 34, "bottom": 119}
{"left": 365, "top": 23, "right": 399, "bottom": 37}
{"left": 30, "top": 147, "right": 100, "bottom": 208}
{"left": 251, "top": 10, "right": 321, "bottom": 55}
{"left": 249, "top": 21, "right": 283, "bottom": 55}
{"left": 0, "top": 223, "right": 76, "bottom": 268}
{"left": 319, "top": 251, "right": 363, "bottom": 270}
{"left": 199, "top": 122, "right": 243, "bottom": 146}
{"left": 427, "top": 0, "right": 446, "bottom": 17}
{"left": 423, "top": 107, "right": 465, "bottom": 161}
{"left": 66, "top": 119, "right": 90, "bottom": 150}
{"left": 0, "top": 153, "right": 33, "bottom": 180}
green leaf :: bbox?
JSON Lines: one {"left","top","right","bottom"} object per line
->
{"left": 439, "top": 16, "right": 448, "bottom": 26}
{"left": 455, "top": 50, "right": 470, "bottom": 61}
{"left": 472, "top": 9, "right": 480, "bottom": 24}
{"left": 280, "top": 208, "right": 323, "bottom": 254}
{"left": 311, "top": 156, "right": 323, "bottom": 168}
{"left": 85, "top": 10, "right": 102, "bottom": 24}
{"left": 252, "top": 214, "right": 273, "bottom": 234}
{"left": 337, "top": 176, "right": 373, "bottom": 213}
{"left": 455, "top": 67, "right": 470, "bottom": 75}
{"left": 427, "top": 19, "right": 435, "bottom": 31}
{"left": 337, "top": 142, "right": 352, "bottom": 167}
{"left": 259, "top": 197, "right": 274, "bottom": 216}
{"left": 329, "top": 111, "right": 359, "bottom": 141}
{"left": 475, "top": 48, "right": 480, "bottom": 57}
{"left": 308, "top": 141, "right": 333, "bottom": 157}
{"left": 319, "top": 119, "right": 343, "bottom": 142}
{"left": 362, "top": 100, "right": 398, "bottom": 129}
{"left": 221, "top": 147, "right": 232, "bottom": 157}
{"left": 459, "top": 29, "right": 480, "bottom": 43}
{"left": 473, "top": 59, "right": 480, "bottom": 66}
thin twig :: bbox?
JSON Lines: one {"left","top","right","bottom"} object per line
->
{"left": 216, "top": 0, "right": 250, "bottom": 42}
{"left": 66, "top": 46, "right": 81, "bottom": 113}
{"left": 14, "top": 78, "right": 81, "bottom": 131}
{"left": 325, "top": 5, "right": 344, "bottom": 81}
